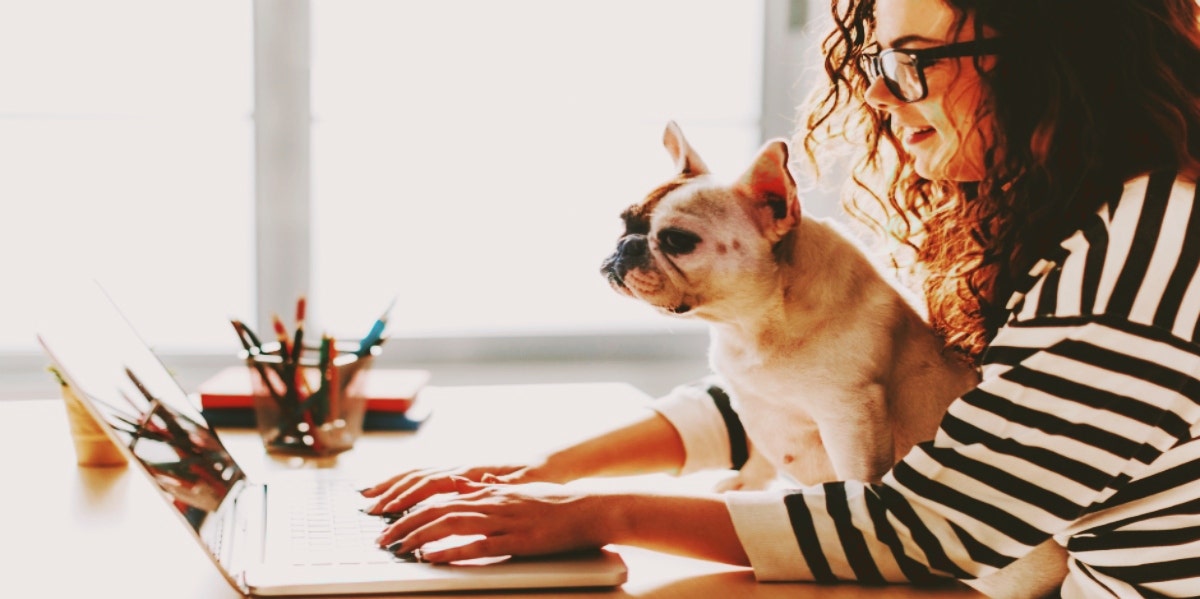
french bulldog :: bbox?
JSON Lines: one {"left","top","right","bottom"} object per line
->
{"left": 600, "top": 121, "right": 1066, "bottom": 597}
{"left": 602, "top": 120, "right": 980, "bottom": 486}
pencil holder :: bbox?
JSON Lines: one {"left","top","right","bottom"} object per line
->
{"left": 244, "top": 342, "right": 376, "bottom": 457}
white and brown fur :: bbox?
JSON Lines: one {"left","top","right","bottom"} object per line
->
{"left": 603, "top": 121, "right": 979, "bottom": 486}
{"left": 601, "top": 122, "right": 1066, "bottom": 597}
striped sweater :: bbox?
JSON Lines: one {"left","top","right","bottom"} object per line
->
{"left": 653, "top": 171, "right": 1200, "bottom": 596}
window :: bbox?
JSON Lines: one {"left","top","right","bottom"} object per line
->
{"left": 3, "top": 0, "right": 828, "bottom": 396}
{"left": 308, "top": 0, "right": 763, "bottom": 338}
{"left": 0, "top": 0, "right": 253, "bottom": 353}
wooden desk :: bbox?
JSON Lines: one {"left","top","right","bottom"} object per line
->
{"left": 0, "top": 382, "right": 980, "bottom": 598}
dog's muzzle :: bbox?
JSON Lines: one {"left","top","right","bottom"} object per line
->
{"left": 600, "top": 235, "right": 651, "bottom": 289}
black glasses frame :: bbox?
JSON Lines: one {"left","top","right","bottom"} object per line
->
{"left": 859, "top": 38, "right": 1005, "bottom": 103}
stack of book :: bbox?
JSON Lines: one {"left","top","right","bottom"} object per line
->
{"left": 196, "top": 366, "right": 431, "bottom": 431}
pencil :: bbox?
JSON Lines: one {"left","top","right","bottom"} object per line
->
{"left": 326, "top": 337, "right": 339, "bottom": 421}
{"left": 310, "top": 334, "right": 331, "bottom": 425}
{"left": 357, "top": 296, "right": 397, "bottom": 357}
{"left": 230, "top": 320, "right": 284, "bottom": 402}
{"left": 235, "top": 318, "right": 266, "bottom": 353}
{"left": 272, "top": 313, "right": 291, "bottom": 358}
{"left": 292, "top": 296, "right": 306, "bottom": 364}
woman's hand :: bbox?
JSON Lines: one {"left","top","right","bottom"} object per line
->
{"left": 359, "top": 411, "right": 688, "bottom": 516}
{"left": 359, "top": 461, "right": 569, "bottom": 516}
{"left": 376, "top": 478, "right": 615, "bottom": 562}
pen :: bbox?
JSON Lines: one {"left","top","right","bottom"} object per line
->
{"left": 234, "top": 318, "right": 267, "bottom": 353}
{"left": 229, "top": 319, "right": 258, "bottom": 354}
{"left": 292, "top": 298, "right": 315, "bottom": 395}
{"left": 292, "top": 296, "right": 306, "bottom": 365}
{"left": 272, "top": 313, "right": 291, "bottom": 358}
{"left": 311, "top": 335, "right": 332, "bottom": 425}
{"left": 326, "top": 337, "right": 340, "bottom": 421}
{"left": 271, "top": 313, "right": 301, "bottom": 410}
{"left": 357, "top": 296, "right": 397, "bottom": 357}
{"left": 230, "top": 320, "right": 284, "bottom": 402}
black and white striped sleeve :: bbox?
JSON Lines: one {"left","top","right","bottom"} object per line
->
{"left": 724, "top": 173, "right": 1200, "bottom": 594}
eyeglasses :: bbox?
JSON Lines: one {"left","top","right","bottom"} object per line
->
{"left": 859, "top": 38, "right": 1004, "bottom": 103}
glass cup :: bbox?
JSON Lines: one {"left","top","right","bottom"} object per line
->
{"left": 244, "top": 342, "right": 374, "bottom": 457}
{"left": 58, "top": 379, "right": 128, "bottom": 467}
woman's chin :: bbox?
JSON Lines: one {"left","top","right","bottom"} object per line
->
{"left": 912, "top": 156, "right": 985, "bottom": 183}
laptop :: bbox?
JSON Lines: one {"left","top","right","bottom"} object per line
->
{"left": 36, "top": 284, "right": 627, "bottom": 596}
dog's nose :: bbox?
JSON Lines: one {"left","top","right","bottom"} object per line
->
{"left": 600, "top": 235, "right": 650, "bottom": 289}
{"left": 617, "top": 235, "right": 649, "bottom": 260}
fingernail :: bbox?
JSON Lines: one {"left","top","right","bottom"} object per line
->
{"left": 392, "top": 549, "right": 423, "bottom": 563}
{"left": 386, "top": 540, "right": 406, "bottom": 552}
{"left": 381, "top": 509, "right": 408, "bottom": 523}
{"left": 391, "top": 546, "right": 425, "bottom": 563}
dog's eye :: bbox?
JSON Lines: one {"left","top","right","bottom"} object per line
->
{"left": 657, "top": 229, "right": 700, "bottom": 255}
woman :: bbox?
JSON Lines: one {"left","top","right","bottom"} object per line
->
{"left": 364, "top": 0, "right": 1200, "bottom": 595}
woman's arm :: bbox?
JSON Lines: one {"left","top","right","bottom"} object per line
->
{"left": 362, "top": 410, "right": 687, "bottom": 514}
{"left": 363, "top": 378, "right": 747, "bottom": 515}
{"left": 539, "top": 410, "right": 688, "bottom": 480}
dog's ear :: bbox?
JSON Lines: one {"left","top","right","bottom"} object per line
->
{"left": 662, "top": 120, "right": 710, "bottom": 177}
{"left": 736, "top": 139, "right": 799, "bottom": 243}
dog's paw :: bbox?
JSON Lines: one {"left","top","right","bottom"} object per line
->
{"left": 712, "top": 473, "right": 747, "bottom": 493}
{"left": 712, "top": 470, "right": 774, "bottom": 493}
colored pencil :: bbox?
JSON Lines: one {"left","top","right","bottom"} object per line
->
{"left": 326, "top": 337, "right": 340, "bottom": 420}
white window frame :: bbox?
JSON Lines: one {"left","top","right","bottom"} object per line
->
{"left": 2, "top": 0, "right": 830, "bottom": 400}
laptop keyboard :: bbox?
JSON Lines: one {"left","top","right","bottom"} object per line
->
{"left": 284, "top": 478, "right": 396, "bottom": 566}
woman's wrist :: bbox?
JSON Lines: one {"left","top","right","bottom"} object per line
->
{"left": 589, "top": 491, "right": 636, "bottom": 546}
{"left": 586, "top": 491, "right": 749, "bottom": 566}
{"left": 531, "top": 448, "right": 588, "bottom": 482}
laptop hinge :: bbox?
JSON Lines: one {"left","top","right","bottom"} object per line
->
{"left": 225, "top": 480, "right": 265, "bottom": 595}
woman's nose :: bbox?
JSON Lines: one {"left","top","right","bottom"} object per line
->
{"left": 864, "top": 76, "right": 899, "bottom": 113}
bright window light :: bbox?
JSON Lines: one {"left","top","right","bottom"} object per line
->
{"left": 2, "top": 0, "right": 766, "bottom": 354}
{"left": 309, "top": 0, "right": 762, "bottom": 338}
{"left": 0, "top": 1, "right": 253, "bottom": 352}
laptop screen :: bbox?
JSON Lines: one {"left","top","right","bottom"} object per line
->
{"left": 37, "top": 285, "right": 245, "bottom": 534}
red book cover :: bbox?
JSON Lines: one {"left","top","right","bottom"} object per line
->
{"left": 197, "top": 366, "right": 430, "bottom": 413}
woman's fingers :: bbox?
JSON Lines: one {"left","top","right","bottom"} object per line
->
{"left": 419, "top": 534, "right": 520, "bottom": 564}
{"left": 376, "top": 474, "right": 462, "bottom": 515}
{"left": 377, "top": 495, "right": 496, "bottom": 548}
{"left": 357, "top": 471, "right": 416, "bottom": 498}
{"left": 376, "top": 482, "right": 604, "bottom": 561}
{"left": 363, "top": 470, "right": 432, "bottom": 513}
{"left": 362, "top": 468, "right": 440, "bottom": 503}
{"left": 362, "top": 465, "right": 529, "bottom": 513}
{"left": 381, "top": 506, "right": 540, "bottom": 564}
{"left": 450, "top": 475, "right": 490, "bottom": 493}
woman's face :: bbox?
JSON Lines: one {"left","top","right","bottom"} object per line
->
{"left": 866, "top": 0, "right": 994, "bottom": 182}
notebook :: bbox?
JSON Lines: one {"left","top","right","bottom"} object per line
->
{"left": 197, "top": 365, "right": 432, "bottom": 431}
{"left": 36, "top": 285, "right": 628, "bottom": 596}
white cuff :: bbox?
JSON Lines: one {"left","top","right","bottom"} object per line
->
{"left": 651, "top": 384, "right": 733, "bottom": 474}
{"left": 725, "top": 491, "right": 813, "bottom": 581}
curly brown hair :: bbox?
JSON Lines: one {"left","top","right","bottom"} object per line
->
{"left": 798, "top": 0, "right": 1200, "bottom": 364}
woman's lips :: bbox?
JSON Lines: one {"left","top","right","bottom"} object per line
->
{"left": 903, "top": 127, "right": 936, "bottom": 146}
